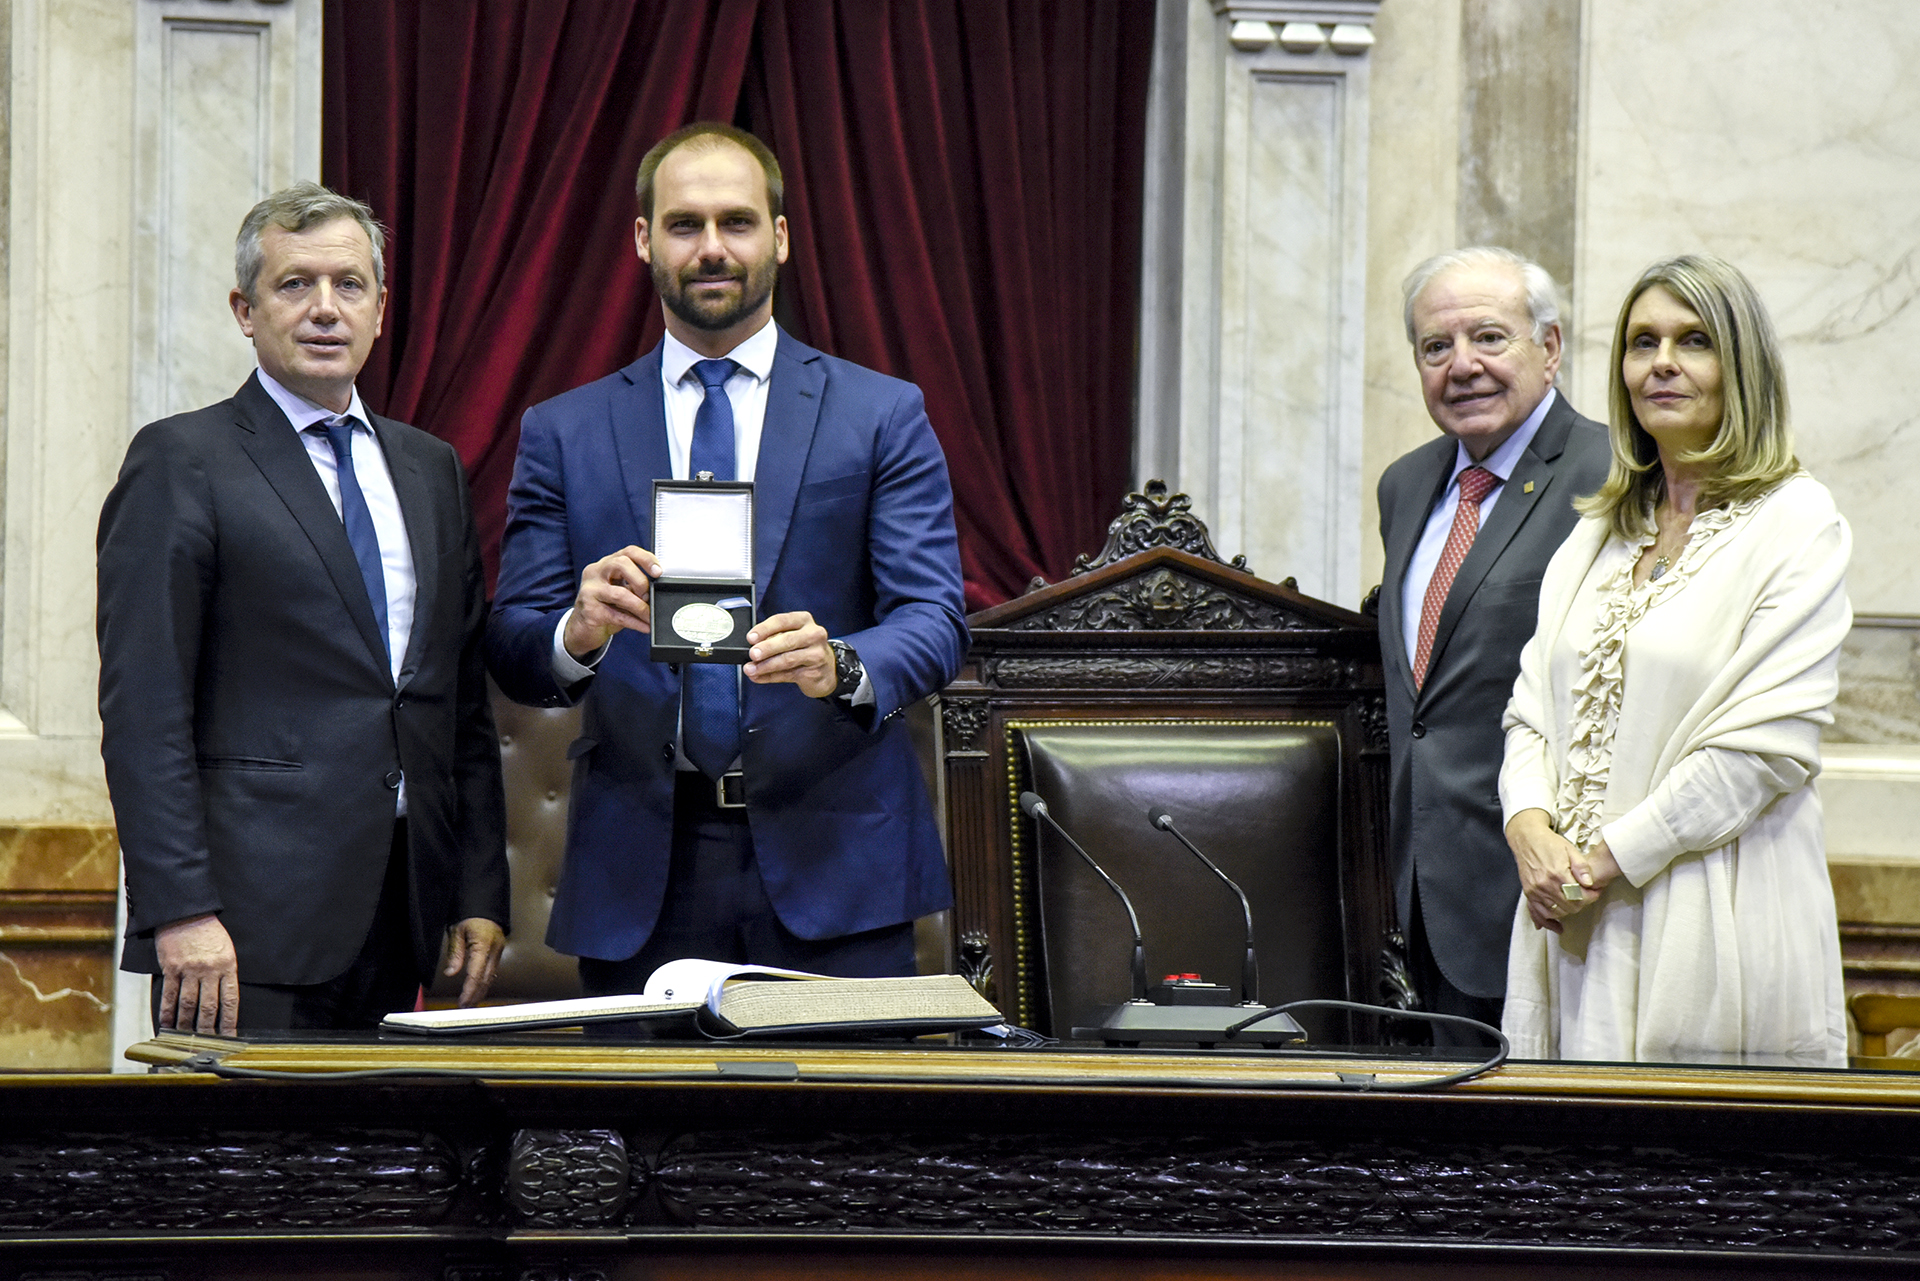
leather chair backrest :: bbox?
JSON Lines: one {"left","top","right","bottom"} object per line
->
{"left": 429, "top": 690, "right": 584, "bottom": 1004}
{"left": 1020, "top": 721, "right": 1344, "bottom": 1040}
{"left": 439, "top": 688, "right": 950, "bottom": 1005}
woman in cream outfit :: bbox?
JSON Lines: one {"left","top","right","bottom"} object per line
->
{"left": 1499, "top": 254, "right": 1850, "bottom": 1066}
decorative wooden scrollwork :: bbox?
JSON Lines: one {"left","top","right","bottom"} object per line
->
{"left": 1356, "top": 693, "right": 1390, "bottom": 751}
{"left": 1003, "top": 567, "right": 1319, "bottom": 633}
{"left": 507, "top": 1129, "right": 631, "bottom": 1228}
{"left": 652, "top": 1129, "right": 1920, "bottom": 1254}
{"left": 1066, "top": 479, "right": 1248, "bottom": 577}
{"left": 941, "top": 699, "right": 990, "bottom": 753}
{"left": 957, "top": 930, "right": 995, "bottom": 1004}
{"left": 981, "top": 655, "right": 1354, "bottom": 690}
{"left": 0, "top": 1130, "right": 458, "bottom": 1231}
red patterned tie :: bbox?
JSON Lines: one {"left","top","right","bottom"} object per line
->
{"left": 1413, "top": 466, "right": 1499, "bottom": 688}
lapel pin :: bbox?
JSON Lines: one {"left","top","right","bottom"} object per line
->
{"left": 1523, "top": 480, "right": 1535, "bottom": 494}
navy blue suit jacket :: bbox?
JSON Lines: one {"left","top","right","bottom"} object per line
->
{"left": 487, "top": 329, "right": 968, "bottom": 962}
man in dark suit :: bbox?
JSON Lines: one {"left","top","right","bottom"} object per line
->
{"left": 1376, "top": 246, "right": 1612, "bottom": 1042}
{"left": 487, "top": 124, "right": 967, "bottom": 993}
{"left": 98, "top": 183, "right": 509, "bottom": 1035}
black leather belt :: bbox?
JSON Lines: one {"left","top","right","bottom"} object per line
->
{"left": 678, "top": 768, "right": 747, "bottom": 812}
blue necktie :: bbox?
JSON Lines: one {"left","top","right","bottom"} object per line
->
{"left": 312, "top": 417, "right": 389, "bottom": 661}
{"left": 682, "top": 359, "right": 741, "bottom": 779}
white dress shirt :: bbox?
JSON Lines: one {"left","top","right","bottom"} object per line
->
{"left": 548, "top": 321, "right": 872, "bottom": 754}
{"left": 258, "top": 366, "right": 416, "bottom": 813}
{"left": 1400, "top": 387, "right": 1558, "bottom": 667}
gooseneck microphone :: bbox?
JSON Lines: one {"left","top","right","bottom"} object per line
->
{"left": 1020, "top": 791, "right": 1148, "bottom": 1003}
{"left": 1147, "top": 805, "right": 1259, "bottom": 1005}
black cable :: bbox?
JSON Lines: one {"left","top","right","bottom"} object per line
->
{"left": 1224, "top": 999, "right": 1508, "bottom": 1090}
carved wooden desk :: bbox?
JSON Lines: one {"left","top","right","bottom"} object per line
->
{"left": 2, "top": 1036, "right": 1918, "bottom": 1279}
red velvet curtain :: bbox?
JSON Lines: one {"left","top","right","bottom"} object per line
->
{"left": 324, "top": 0, "right": 1151, "bottom": 606}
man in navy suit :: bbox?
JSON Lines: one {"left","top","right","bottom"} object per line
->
{"left": 487, "top": 123, "right": 968, "bottom": 992}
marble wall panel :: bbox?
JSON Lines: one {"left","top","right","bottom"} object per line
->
{"left": 0, "top": 822, "right": 117, "bottom": 891}
{"left": 0, "top": 942, "right": 111, "bottom": 1070}
{"left": 1220, "top": 71, "right": 1347, "bottom": 596}
{"left": 1822, "top": 757, "right": 1920, "bottom": 861}
{"left": 150, "top": 19, "right": 271, "bottom": 418}
{"left": 132, "top": 0, "right": 319, "bottom": 428}
{"left": 4, "top": 0, "right": 138, "bottom": 744}
{"left": 0, "top": 824, "right": 118, "bottom": 1069}
{"left": 1572, "top": 0, "right": 1920, "bottom": 614}
{"left": 1137, "top": 4, "right": 1375, "bottom": 608}
{"left": 1357, "top": 0, "right": 1461, "bottom": 596}
{"left": 1456, "top": 0, "right": 1580, "bottom": 297}
{"left": 1832, "top": 621, "right": 1920, "bottom": 747}
{"left": 1833, "top": 860, "right": 1920, "bottom": 926}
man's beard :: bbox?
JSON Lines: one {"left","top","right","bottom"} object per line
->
{"left": 656, "top": 255, "right": 778, "bottom": 332}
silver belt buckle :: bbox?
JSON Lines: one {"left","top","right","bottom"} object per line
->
{"left": 715, "top": 771, "right": 747, "bottom": 809}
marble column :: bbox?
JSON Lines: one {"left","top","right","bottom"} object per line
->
{"left": 1138, "top": 0, "right": 1380, "bottom": 608}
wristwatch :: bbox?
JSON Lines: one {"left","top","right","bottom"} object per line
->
{"left": 826, "top": 639, "right": 863, "bottom": 704}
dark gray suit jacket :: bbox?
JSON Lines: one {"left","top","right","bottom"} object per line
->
{"left": 1376, "top": 392, "right": 1611, "bottom": 998}
{"left": 98, "top": 374, "right": 509, "bottom": 987}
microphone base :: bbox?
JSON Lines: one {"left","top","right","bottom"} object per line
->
{"left": 1072, "top": 1001, "right": 1305, "bottom": 1048}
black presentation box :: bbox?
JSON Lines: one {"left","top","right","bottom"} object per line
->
{"left": 649, "top": 479, "right": 756, "bottom": 664}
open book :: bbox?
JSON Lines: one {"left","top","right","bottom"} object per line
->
{"left": 380, "top": 958, "right": 1001, "bottom": 1038}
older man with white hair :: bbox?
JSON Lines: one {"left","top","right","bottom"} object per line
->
{"left": 1376, "top": 246, "right": 1611, "bottom": 1044}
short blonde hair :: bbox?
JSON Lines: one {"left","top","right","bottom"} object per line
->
{"left": 1578, "top": 254, "right": 1798, "bottom": 538}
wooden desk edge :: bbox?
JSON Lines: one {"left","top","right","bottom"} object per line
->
{"left": 90, "top": 1033, "right": 1920, "bottom": 1109}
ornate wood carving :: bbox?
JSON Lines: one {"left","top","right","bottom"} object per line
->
{"left": 957, "top": 930, "right": 995, "bottom": 1004}
{"left": 1379, "top": 929, "right": 1418, "bottom": 1011}
{"left": 1356, "top": 692, "right": 1389, "bottom": 751}
{"left": 653, "top": 1130, "right": 1920, "bottom": 1256}
{"left": 1065, "top": 479, "right": 1247, "bottom": 577}
{"left": 1003, "top": 567, "right": 1321, "bottom": 633}
{"left": 941, "top": 699, "right": 990, "bottom": 753}
{"left": 981, "top": 654, "right": 1356, "bottom": 690}
{"left": 506, "top": 1129, "right": 631, "bottom": 1228}
{"left": 0, "top": 1130, "right": 458, "bottom": 1231}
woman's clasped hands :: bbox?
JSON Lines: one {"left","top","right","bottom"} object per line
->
{"left": 1505, "top": 809, "right": 1622, "bottom": 933}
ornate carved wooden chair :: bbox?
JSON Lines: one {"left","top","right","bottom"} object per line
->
{"left": 939, "top": 482, "right": 1401, "bottom": 1040}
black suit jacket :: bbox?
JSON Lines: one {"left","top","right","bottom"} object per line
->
{"left": 1375, "top": 392, "right": 1611, "bottom": 998}
{"left": 98, "top": 374, "right": 508, "bottom": 986}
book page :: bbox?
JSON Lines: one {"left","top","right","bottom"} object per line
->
{"left": 381, "top": 992, "right": 701, "bottom": 1033}
{"left": 714, "top": 974, "right": 999, "bottom": 1032}
{"left": 641, "top": 957, "right": 829, "bottom": 1010}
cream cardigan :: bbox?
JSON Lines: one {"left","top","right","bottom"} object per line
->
{"left": 1498, "top": 473, "right": 1851, "bottom": 1066}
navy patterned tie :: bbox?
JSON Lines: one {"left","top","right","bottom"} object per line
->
{"left": 682, "top": 359, "right": 742, "bottom": 779}
{"left": 312, "top": 417, "right": 389, "bottom": 660}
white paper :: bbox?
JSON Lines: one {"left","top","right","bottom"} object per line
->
{"left": 655, "top": 490, "right": 752, "bottom": 578}
{"left": 380, "top": 992, "right": 700, "bottom": 1031}
{"left": 641, "top": 957, "right": 827, "bottom": 1014}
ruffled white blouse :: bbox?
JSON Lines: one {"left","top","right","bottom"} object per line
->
{"left": 1499, "top": 474, "right": 1851, "bottom": 1066}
